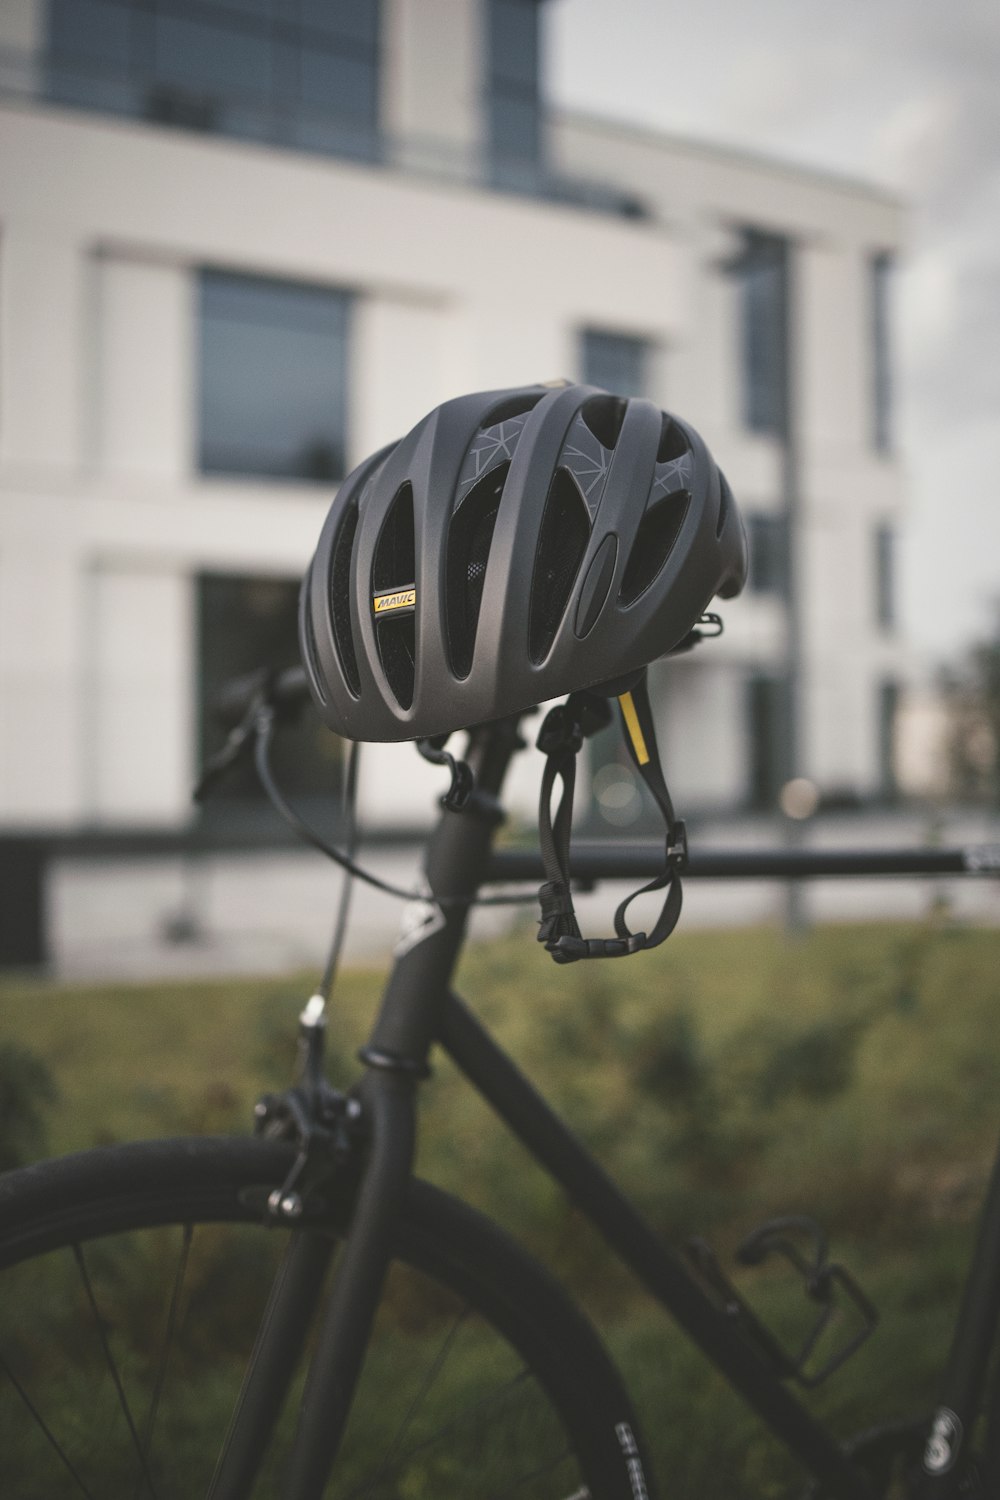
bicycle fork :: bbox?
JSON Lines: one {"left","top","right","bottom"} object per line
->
{"left": 208, "top": 1066, "right": 418, "bottom": 1500}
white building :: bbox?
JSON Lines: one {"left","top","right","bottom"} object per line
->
{"left": 0, "top": 0, "right": 907, "bottom": 963}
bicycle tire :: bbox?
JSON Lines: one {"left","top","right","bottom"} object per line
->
{"left": 0, "top": 1136, "right": 654, "bottom": 1499}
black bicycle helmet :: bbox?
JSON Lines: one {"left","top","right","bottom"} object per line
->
{"left": 300, "top": 381, "right": 746, "bottom": 742}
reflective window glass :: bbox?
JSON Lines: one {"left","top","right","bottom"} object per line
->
{"left": 199, "top": 272, "right": 350, "bottom": 483}
{"left": 747, "top": 514, "right": 789, "bottom": 597}
{"left": 872, "top": 252, "right": 893, "bottom": 452}
{"left": 299, "top": 46, "right": 378, "bottom": 124}
{"left": 487, "top": 0, "right": 542, "bottom": 174}
{"left": 45, "top": 0, "right": 380, "bottom": 161}
{"left": 198, "top": 574, "right": 343, "bottom": 806}
{"left": 875, "top": 524, "right": 895, "bottom": 629}
{"left": 733, "top": 231, "right": 788, "bottom": 436}
{"left": 300, "top": 0, "right": 380, "bottom": 47}
{"left": 49, "top": 0, "right": 133, "bottom": 71}
{"left": 153, "top": 14, "right": 271, "bottom": 100}
{"left": 489, "top": 94, "right": 540, "bottom": 165}
{"left": 747, "top": 674, "right": 792, "bottom": 809}
{"left": 489, "top": 0, "right": 539, "bottom": 87}
{"left": 581, "top": 329, "right": 649, "bottom": 398}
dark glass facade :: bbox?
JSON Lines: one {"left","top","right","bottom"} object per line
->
{"left": 486, "top": 0, "right": 543, "bottom": 188}
{"left": 733, "top": 230, "right": 789, "bottom": 437}
{"left": 871, "top": 251, "right": 893, "bottom": 453}
{"left": 875, "top": 523, "right": 895, "bottom": 630}
{"left": 580, "top": 328, "right": 650, "bottom": 398}
{"left": 198, "top": 270, "right": 350, "bottom": 482}
{"left": 46, "top": 0, "right": 381, "bottom": 162}
{"left": 746, "top": 513, "right": 789, "bottom": 598}
{"left": 198, "top": 573, "right": 341, "bottom": 804}
{"left": 747, "top": 673, "right": 792, "bottom": 809}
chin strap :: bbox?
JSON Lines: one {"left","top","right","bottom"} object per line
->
{"left": 536, "top": 670, "right": 688, "bottom": 965}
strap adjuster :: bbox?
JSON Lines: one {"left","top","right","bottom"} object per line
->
{"left": 668, "top": 820, "right": 689, "bottom": 868}
{"left": 546, "top": 933, "right": 644, "bottom": 964}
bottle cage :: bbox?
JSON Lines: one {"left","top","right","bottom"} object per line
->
{"left": 535, "top": 670, "right": 687, "bottom": 964}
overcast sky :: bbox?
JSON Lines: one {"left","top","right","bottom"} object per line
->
{"left": 546, "top": 0, "right": 1000, "bottom": 667}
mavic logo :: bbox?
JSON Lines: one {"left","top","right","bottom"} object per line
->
{"left": 373, "top": 587, "right": 416, "bottom": 615}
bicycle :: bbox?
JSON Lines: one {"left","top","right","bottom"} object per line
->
{"left": 2, "top": 664, "right": 1000, "bottom": 1500}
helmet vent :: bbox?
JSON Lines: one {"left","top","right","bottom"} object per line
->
{"left": 580, "top": 395, "right": 627, "bottom": 450}
{"left": 373, "top": 482, "right": 416, "bottom": 709}
{"left": 657, "top": 416, "right": 690, "bottom": 463}
{"left": 618, "top": 491, "right": 691, "bottom": 606}
{"left": 446, "top": 461, "right": 508, "bottom": 679}
{"left": 482, "top": 391, "right": 544, "bottom": 427}
{"left": 329, "top": 502, "right": 361, "bottom": 697}
{"left": 529, "top": 468, "right": 591, "bottom": 663}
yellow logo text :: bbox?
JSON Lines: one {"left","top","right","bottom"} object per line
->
{"left": 373, "top": 587, "right": 416, "bottom": 615}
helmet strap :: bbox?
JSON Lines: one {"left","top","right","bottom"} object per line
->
{"left": 536, "top": 670, "right": 687, "bottom": 964}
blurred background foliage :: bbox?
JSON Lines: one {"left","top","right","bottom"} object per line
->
{"left": 3, "top": 918, "right": 1000, "bottom": 1495}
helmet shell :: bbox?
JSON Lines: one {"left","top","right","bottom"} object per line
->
{"left": 300, "top": 382, "right": 746, "bottom": 741}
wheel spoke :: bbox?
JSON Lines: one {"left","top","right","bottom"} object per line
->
{"left": 133, "top": 1224, "right": 194, "bottom": 1499}
{"left": 73, "top": 1242, "right": 161, "bottom": 1500}
{"left": 486, "top": 1447, "right": 576, "bottom": 1500}
{"left": 343, "top": 1365, "right": 536, "bottom": 1498}
{"left": 0, "top": 1348, "right": 98, "bottom": 1499}
{"left": 358, "top": 1304, "right": 471, "bottom": 1499}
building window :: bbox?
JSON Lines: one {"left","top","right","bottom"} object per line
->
{"left": 746, "top": 514, "right": 789, "bottom": 598}
{"left": 198, "top": 270, "right": 350, "bottom": 482}
{"left": 580, "top": 329, "right": 649, "bottom": 398}
{"left": 871, "top": 252, "right": 893, "bottom": 453}
{"left": 747, "top": 674, "right": 791, "bottom": 809}
{"left": 46, "top": 0, "right": 381, "bottom": 163}
{"left": 878, "top": 680, "right": 899, "bottom": 800}
{"left": 198, "top": 573, "right": 341, "bottom": 808}
{"left": 731, "top": 231, "right": 789, "bottom": 437}
{"left": 875, "top": 524, "right": 895, "bottom": 630}
{"left": 487, "top": 0, "right": 543, "bottom": 187}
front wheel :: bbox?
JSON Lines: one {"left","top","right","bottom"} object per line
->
{"left": 0, "top": 1137, "right": 654, "bottom": 1499}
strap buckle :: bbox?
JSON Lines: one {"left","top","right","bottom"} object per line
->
{"left": 547, "top": 933, "right": 644, "bottom": 964}
{"left": 667, "top": 820, "right": 689, "bottom": 869}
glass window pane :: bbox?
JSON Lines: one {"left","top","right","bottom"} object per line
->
{"left": 736, "top": 232, "right": 787, "bottom": 436}
{"left": 872, "top": 252, "right": 893, "bottom": 452}
{"left": 206, "top": 0, "right": 274, "bottom": 17}
{"left": 875, "top": 524, "right": 894, "bottom": 629}
{"left": 44, "top": 0, "right": 383, "bottom": 163}
{"left": 489, "top": 0, "right": 539, "bottom": 87}
{"left": 299, "top": 45, "right": 377, "bottom": 125}
{"left": 747, "top": 514, "right": 788, "bottom": 596}
{"left": 747, "top": 674, "right": 791, "bottom": 808}
{"left": 581, "top": 329, "right": 648, "bottom": 398}
{"left": 489, "top": 91, "right": 540, "bottom": 162}
{"left": 199, "top": 272, "right": 350, "bottom": 482}
{"left": 878, "top": 680, "right": 899, "bottom": 798}
{"left": 49, "top": 0, "right": 133, "bottom": 71}
{"left": 153, "top": 13, "right": 272, "bottom": 101}
{"left": 198, "top": 574, "right": 342, "bottom": 803}
{"left": 300, "top": 0, "right": 380, "bottom": 47}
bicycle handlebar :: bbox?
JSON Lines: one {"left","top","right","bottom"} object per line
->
{"left": 488, "top": 843, "right": 1000, "bottom": 882}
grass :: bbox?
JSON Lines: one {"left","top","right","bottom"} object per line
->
{"left": 3, "top": 916, "right": 1000, "bottom": 1495}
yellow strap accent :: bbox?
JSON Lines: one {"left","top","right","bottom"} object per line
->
{"left": 618, "top": 691, "right": 650, "bottom": 766}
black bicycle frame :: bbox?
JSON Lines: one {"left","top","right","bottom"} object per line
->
{"left": 216, "top": 713, "right": 1000, "bottom": 1499}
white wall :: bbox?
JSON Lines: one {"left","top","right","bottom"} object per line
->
{"left": 0, "top": 81, "right": 906, "bottom": 832}
{"left": 86, "top": 566, "right": 194, "bottom": 823}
